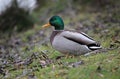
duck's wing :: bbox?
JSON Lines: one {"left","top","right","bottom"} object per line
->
{"left": 62, "top": 30, "right": 102, "bottom": 50}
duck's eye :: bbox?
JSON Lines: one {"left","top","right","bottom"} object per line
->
{"left": 54, "top": 18, "right": 57, "bottom": 20}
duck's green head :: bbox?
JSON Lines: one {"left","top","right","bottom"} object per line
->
{"left": 42, "top": 16, "right": 64, "bottom": 30}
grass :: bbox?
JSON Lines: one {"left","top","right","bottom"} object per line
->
{"left": 25, "top": 48, "right": 119, "bottom": 79}
{"left": 36, "top": 48, "right": 120, "bottom": 79}
{"left": 3, "top": 44, "right": 119, "bottom": 79}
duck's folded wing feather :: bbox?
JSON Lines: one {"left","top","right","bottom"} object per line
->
{"left": 62, "top": 31, "right": 96, "bottom": 45}
{"left": 61, "top": 31, "right": 102, "bottom": 50}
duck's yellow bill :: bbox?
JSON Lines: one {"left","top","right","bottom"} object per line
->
{"left": 42, "top": 23, "right": 51, "bottom": 28}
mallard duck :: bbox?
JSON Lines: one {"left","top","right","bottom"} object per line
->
{"left": 42, "top": 16, "right": 102, "bottom": 56}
